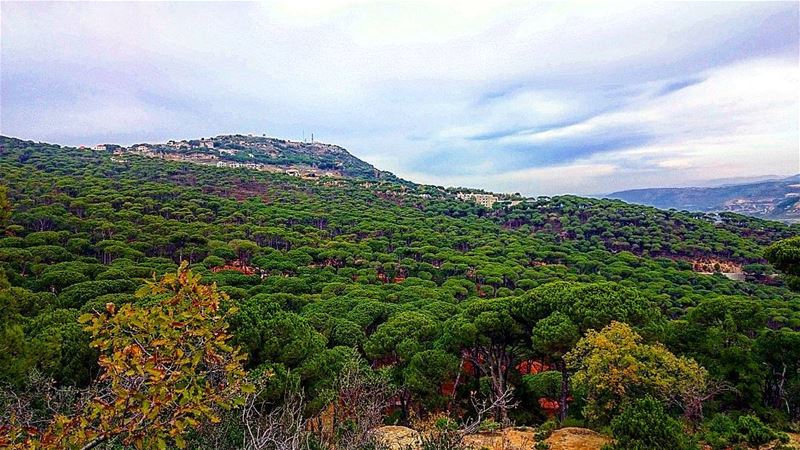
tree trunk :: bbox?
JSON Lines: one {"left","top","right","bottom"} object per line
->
{"left": 399, "top": 389, "right": 411, "bottom": 425}
{"left": 559, "top": 360, "right": 569, "bottom": 422}
{"left": 447, "top": 356, "right": 465, "bottom": 413}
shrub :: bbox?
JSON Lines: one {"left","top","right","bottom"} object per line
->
{"left": 605, "top": 396, "right": 696, "bottom": 450}
{"left": 701, "top": 413, "right": 739, "bottom": 450}
{"left": 537, "top": 419, "right": 558, "bottom": 436}
{"left": 478, "top": 419, "right": 501, "bottom": 433}
{"left": 737, "top": 415, "right": 775, "bottom": 447}
{"left": 701, "top": 413, "right": 781, "bottom": 449}
{"left": 419, "top": 429, "right": 466, "bottom": 450}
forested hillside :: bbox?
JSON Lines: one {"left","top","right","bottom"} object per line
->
{"left": 1, "top": 135, "right": 799, "bottom": 449}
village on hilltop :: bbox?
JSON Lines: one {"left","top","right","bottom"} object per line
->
{"left": 88, "top": 135, "right": 529, "bottom": 209}
{"left": 91, "top": 135, "right": 354, "bottom": 180}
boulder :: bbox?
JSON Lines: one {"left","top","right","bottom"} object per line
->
{"left": 374, "top": 425, "right": 421, "bottom": 450}
{"left": 546, "top": 427, "right": 611, "bottom": 450}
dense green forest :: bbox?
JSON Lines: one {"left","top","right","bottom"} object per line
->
{"left": 1, "top": 135, "right": 799, "bottom": 449}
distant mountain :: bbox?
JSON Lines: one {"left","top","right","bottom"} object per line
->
{"left": 690, "top": 175, "right": 784, "bottom": 188}
{"left": 96, "top": 134, "right": 401, "bottom": 182}
{"left": 608, "top": 175, "right": 800, "bottom": 222}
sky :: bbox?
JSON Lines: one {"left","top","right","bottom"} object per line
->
{"left": 1, "top": 1, "right": 798, "bottom": 195}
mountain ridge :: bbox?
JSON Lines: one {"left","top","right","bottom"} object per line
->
{"left": 608, "top": 175, "right": 800, "bottom": 222}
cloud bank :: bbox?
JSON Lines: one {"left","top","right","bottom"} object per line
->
{"left": 1, "top": 1, "right": 798, "bottom": 195}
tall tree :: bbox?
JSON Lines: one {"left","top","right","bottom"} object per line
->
{"left": 531, "top": 311, "right": 579, "bottom": 421}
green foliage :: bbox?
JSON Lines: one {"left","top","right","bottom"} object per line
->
{"left": 737, "top": 415, "right": 776, "bottom": 447}
{"left": 765, "top": 236, "right": 800, "bottom": 290}
{"left": 478, "top": 419, "right": 501, "bottom": 432}
{"left": 404, "top": 349, "right": 459, "bottom": 409}
{"left": 532, "top": 312, "right": 579, "bottom": 358}
{"left": 0, "top": 136, "right": 799, "bottom": 443}
{"left": 57, "top": 279, "right": 138, "bottom": 309}
{"left": 566, "top": 322, "right": 708, "bottom": 422}
{"left": 765, "top": 236, "right": 800, "bottom": 276}
{"left": 4, "top": 263, "right": 251, "bottom": 449}
{"left": 701, "top": 413, "right": 739, "bottom": 450}
{"left": 700, "top": 413, "right": 781, "bottom": 449}
{"left": 605, "top": 396, "right": 696, "bottom": 450}
{"left": 0, "top": 185, "right": 11, "bottom": 228}
{"left": 522, "top": 371, "right": 562, "bottom": 399}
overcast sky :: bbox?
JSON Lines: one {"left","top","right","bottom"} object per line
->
{"left": 1, "top": 1, "right": 798, "bottom": 195}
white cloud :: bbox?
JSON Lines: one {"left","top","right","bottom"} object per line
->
{"left": 407, "top": 161, "right": 619, "bottom": 196}
{"left": 417, "top": 57, "right": 799, "bottom": 194}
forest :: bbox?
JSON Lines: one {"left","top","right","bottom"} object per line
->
{"left": 1, "top": 135, "right": 799, "bottom": 450}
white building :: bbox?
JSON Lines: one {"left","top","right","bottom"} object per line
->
{"left": 457, "top": 192, "right": 498, "bottom": 208}
{"left": 216, "top": 161, "right": 243, "bottom": 168}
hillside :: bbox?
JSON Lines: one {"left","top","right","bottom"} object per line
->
{"left": 93, "top": 133, "right": 401, "bottom": 181}
{"left": 1, "top": 135, "right": 799, "bottom": 449}
{"left": 608, "top": 175, "right": 800, "bottom": 222}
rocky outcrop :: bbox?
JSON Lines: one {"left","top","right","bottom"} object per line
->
{"left": 462, "top": 427, "right": 538, "bottom": 450}
{"left": 374, "top": 426, "right": 611, "bottom": 450}
{"left": 546, "top": 427, "right": 611, "bottom": 450}
{"left": 374, "top": 426, "right": 420, "bottom": 450}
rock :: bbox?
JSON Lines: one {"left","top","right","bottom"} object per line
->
{"left": 374, "top": 425, "right": 421, "bottom": 450}
{"left": 376, "top": 425, "right": 610, "bottom": 450}
{"left": 462, "top": 427, "right": 537, "bottom": 450}
{"left": 546, "top": 427, "right": 611, "bottom": 450}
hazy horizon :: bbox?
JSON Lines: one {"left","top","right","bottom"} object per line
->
{"left": 2, "top": 1, "right": 798, "bottom": 196}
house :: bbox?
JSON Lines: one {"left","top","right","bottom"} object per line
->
{"left": 457, "top": 192, "right": 498, "bottom": 208}
{"left": 136, "top": 149, "right": 160, "bottom": 158}
{"left": 93, "top": 144, "right": 121, "bottom": 152}
{"left": 167, "top": 140, "right": 190, "bottom": 149}
{"left": 187, "top": 153, "right": 218, "bottom": 161}
{"left": 216, "top": 161, "right": 243, "bottom": 169}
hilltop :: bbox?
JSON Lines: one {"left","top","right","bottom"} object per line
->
{"left": 609, "top": 175, "right": 800, "bottom": 222}
{"left": 90, "top": 133, "right": 401, "bottom": 181}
